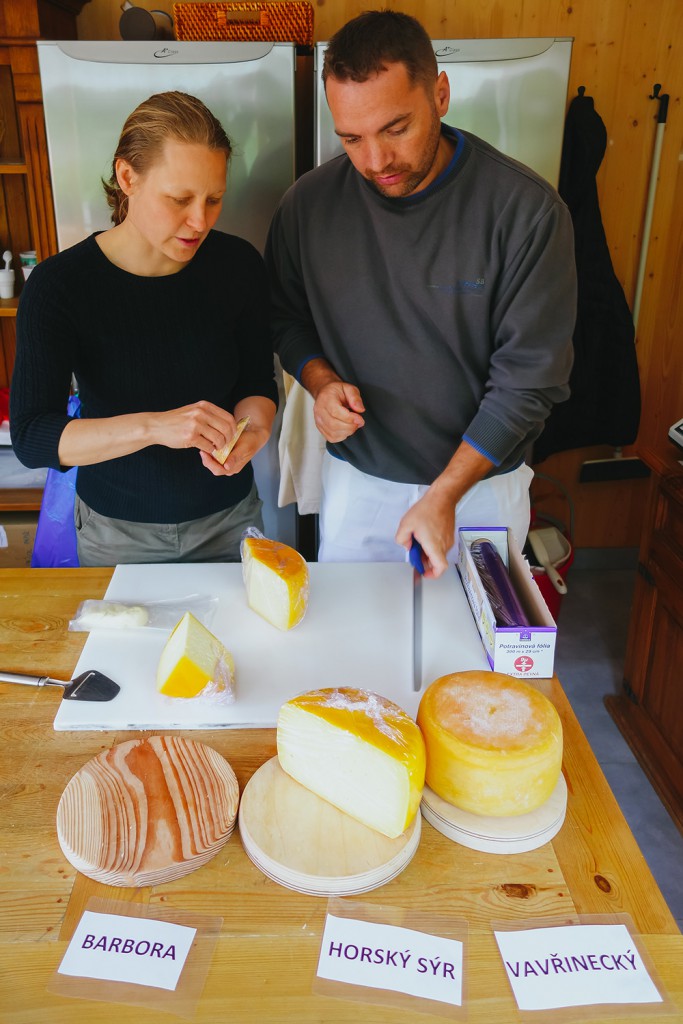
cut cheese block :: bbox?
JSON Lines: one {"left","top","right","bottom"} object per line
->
{"left": 277, "top": 687, "right": 426, "bottom": 839}
{"left": 156, "top": 611, "right": 235, "bottom": 699}
{"left": 417, "top": 671, "right": 563, "bottom": 817}
{"left": 212, "top": 415, "right": 250, "bottom": 465}
{"left": 242, "top": 534, "right": 309, "bottom": 630}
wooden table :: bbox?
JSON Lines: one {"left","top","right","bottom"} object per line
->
{"left": 1, "top": 568, "right": 682, "bottom": 1023}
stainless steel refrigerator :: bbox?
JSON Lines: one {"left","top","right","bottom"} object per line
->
{"left": 37, "top": 39, "right": 298, "bottom": 544}
{"left": 315, "top": 37, "right": 573, "bottom": 185}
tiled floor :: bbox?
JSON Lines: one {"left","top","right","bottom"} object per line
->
{"left": 554, "top": 558, "right": 683, "bottom": 933}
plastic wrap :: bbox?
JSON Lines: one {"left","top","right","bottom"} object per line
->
{"left": 30, "top": 392, "right": 80, "bottom": 568}
{"left": 469, "top": 538, "right": 530, "bottom": 628}
{"left": 161, "top": 653, "right": 236, "bottom": 707}
{"left": 69, "top": 594, "right": 218, "bottom": 633}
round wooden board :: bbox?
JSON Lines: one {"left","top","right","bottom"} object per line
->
{"left": 421, "top": 773, "right": 567, "bottom": 854}
{"left": 57, "top": 735, "right": 239, "bottom": 886}
{"left": 238, "top": 757, "right": 421, "bottom": 896}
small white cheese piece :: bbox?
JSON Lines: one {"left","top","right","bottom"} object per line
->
{"left": 75, "top": 601, "right": 150, "bottom": 630}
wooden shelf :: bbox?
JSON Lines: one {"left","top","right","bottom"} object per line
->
{"left": 0, "top": 488, "right": 43, "bottom": 511}
{"left": 0, "top": 163, "right": 28, "bottom": 174}
{"left": 0, "top": 299, "right": 19, "bottom": 317}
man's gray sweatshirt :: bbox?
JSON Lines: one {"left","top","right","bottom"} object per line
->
{"left": 266, "top": 126, "right": 576, "bottom": 484}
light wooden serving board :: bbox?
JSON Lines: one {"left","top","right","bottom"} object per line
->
{"left": 238, "top": 757, "right": 421, "bottom": 896}
{"left": 421, "top": 773, "right": 568, "bottom": 855}
{"left": 53, "top": 562, "right": 422, "bottom": 731}
{"left": 56, "top": 736, "right": 239, "bottom": 886}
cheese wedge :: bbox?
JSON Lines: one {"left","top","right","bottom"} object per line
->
{"left": 212, "top": 415, "right": 250, "bottom": 465}
{"left": 277, "top": 687, "right": 426, "bottom": 839}
{"left": 417, "top": 671, "right": 563, "bottom": 817}
{"left": 242, "top": 535, "right": 309, "bottom": 630}
{"left": 156, "top": 611, "right": 235, "bottom": 699}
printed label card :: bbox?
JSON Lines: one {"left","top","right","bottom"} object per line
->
{"left": 493, "top": 915, "right": 670, "bottom": 1017}
{"left": 313, "top": 899, "right": 468, "bottom": 1019}
{"left": 48, "top": 897, "right": 222, "bottom": 1019}
{"left": 57, "top": 910, "right": 196, "bottom": 990}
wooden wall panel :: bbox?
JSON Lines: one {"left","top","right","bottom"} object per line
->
{"left": 18, "top": 103, "right": 57, "bottom": 262}
{"left": 0, "top": 318, "right": 17, "bottom": 388}
{"left": 74, "top": 0, "right": 683, "bottom": 548}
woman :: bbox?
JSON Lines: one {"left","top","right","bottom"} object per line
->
{"left": 10, "top": 91, "right": 277, "bottom": 565}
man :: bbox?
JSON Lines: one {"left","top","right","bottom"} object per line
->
{"left": 266, "top": 11, "right": 576, "bottom": 577}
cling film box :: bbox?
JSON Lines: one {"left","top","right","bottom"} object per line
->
{"left": 457, "top": 526, "right": 557, "bottom": 679}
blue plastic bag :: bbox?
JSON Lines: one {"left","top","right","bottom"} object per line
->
{"left": 31, "top": 394, "right": 80, "bottom": 568}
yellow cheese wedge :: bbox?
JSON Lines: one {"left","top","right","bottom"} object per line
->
{"left": 277, "top": 687, "right": 426, "bottom": 839}
{"left": 212, "top": 415, "right": 250, "bottom": 465}
{"left": 242, "top": 535, "right": 309, "bottom": 630}
{"left": 156, "top": 611, "right": 235, "bottom": 699}
{"left": 417, "top": 671, "right": 563, "bottom": 817}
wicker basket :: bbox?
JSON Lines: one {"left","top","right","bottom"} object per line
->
{"left": 173, "top": 2, "right": 313, "bottom": 45}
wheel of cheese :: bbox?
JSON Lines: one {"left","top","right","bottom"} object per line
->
{"left": 417, "top": 671, "right": 563, "bottom": 817}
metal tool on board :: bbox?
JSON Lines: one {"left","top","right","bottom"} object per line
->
{"left": 0, "top": 668, "right": 120, "bottom": 701}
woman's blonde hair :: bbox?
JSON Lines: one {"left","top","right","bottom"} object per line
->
{"left": 103, "top": 91, "right": 232, "bottom": 225}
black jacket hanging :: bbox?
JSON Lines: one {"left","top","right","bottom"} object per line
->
{"left": 533, "top": 90, "right": 641, "bottom": 463}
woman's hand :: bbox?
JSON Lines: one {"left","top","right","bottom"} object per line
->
{"left": 199, "top": 396, "right": 277, "bottom": 477}
{"left": 150, "top": 400, "right": 240, "bottom": 454}
{"left": 56, "top": 398, "right": 275, "bottom": 469}
{"left": 57, "top": 400, "right": 237, "bottom": 467}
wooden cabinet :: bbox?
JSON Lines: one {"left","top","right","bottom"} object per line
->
{"left": 606, "top": 449, "right": 683, "bottom": 835}
{"left": 0, "top": 0, "right": 89, "bottom": 511}
{"left": 0, "top": 2, "right": 82, "bottom": 351}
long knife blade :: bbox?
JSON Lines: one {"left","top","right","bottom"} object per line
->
{"left": 410, "top": 538, "right": 425, "bottom": 691}
{"left": 413, "top": 568, "right": 423, "bottom": 691}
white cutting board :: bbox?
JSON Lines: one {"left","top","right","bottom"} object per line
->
{"left": 54, "top": 562, "right": 419, "bottom": 731}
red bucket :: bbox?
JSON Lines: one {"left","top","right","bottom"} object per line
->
{"left": 528, "top": 523, "right": 573, "bottom": 621}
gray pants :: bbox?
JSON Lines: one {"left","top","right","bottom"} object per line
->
{"left": 74, "top": 484, "right": 263, "bottom": 566}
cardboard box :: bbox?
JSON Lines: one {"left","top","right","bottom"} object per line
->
{"left": 457, "top": 526, "right": 557, "bottom": 678}
{"left": 0, "top": 511, "right": 39, "bottom": 568}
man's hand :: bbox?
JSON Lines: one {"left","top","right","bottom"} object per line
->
{"left": 301, "top": 357, "right": 365, "bottom": 443}
{"left": 395, "top": 487, "right": 456, "bottom": 579}
{"left": 313, "top": 381, "right": 365, "bottom": 442}
{"left": 395, "top": 441, "right": 497, "bottom": 578}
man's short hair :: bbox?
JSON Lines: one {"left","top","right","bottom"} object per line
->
{"left": 322, "top": 10, "right": 437, "bottom": 90}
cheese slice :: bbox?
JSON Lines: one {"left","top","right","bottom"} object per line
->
{"left": 277, "top": 687, "right": 426, "bottom": 839}
{"left": 156, "top": 611, "right": 235, "bottom": 699}
{"left": 212, "top": 415, "right": 250, "bottom": 465}
{"left": 417, "top": 671, "right": 563, "bottom": 817}
{"left": 242, "top": 535, "right": 309, "bottom": 630}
